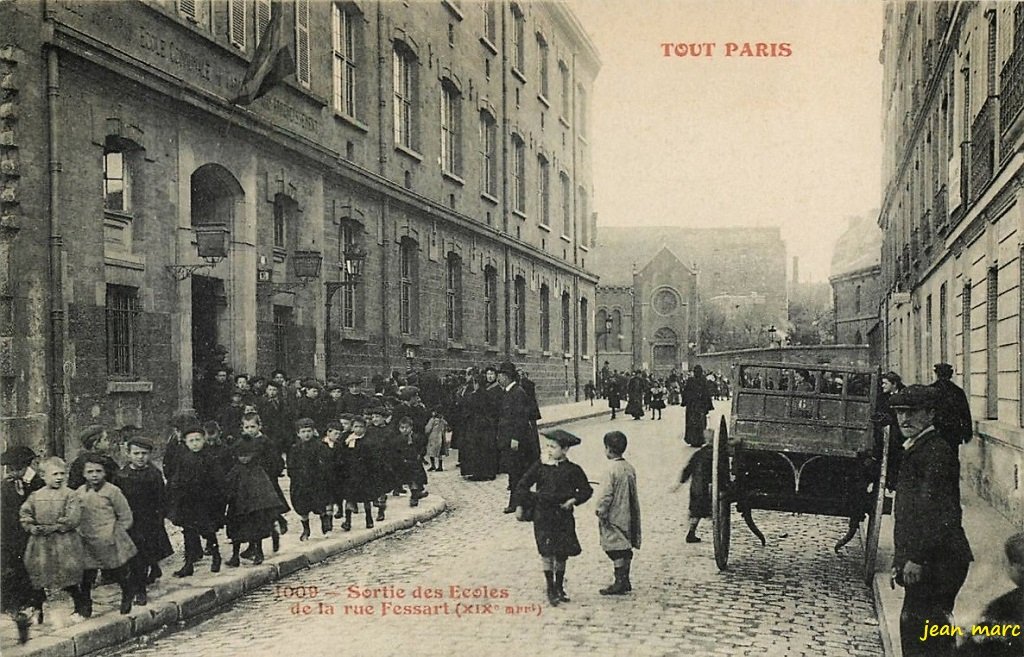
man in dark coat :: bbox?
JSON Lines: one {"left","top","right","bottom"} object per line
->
{"left": 417, "top": 361, "right": 443, "bottom": 411}
{"left": 341, "top": 378, "right": 369, "bottom": 415}
{"left": 1, "top": 446, "right": 41, "bottom": 614}
{"left": 889, "top": 385, "right": 973, "bottom": 657}
{"left": 497, "top": 361, "right": 540, "bottom": 513}
{"left": 518, "top": 369, "right": 542, "bottom": 423}
{"left": 259, "top": 381, "right": 294, "bottom": 456}
{"left": 929, "top": 363, "right": 973, "bottom": 450}
{"left": 681, "top": 366, "right": 714, "bottom": 446}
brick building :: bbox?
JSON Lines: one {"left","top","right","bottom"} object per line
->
{"left": 878, "top": 1, "right": 1023, "bottom": 526}
{"left": 0, "top": 0, "right": 599, "bottom": 457}
{"left": 829, "top": 214, "right": 882, "bottom": 345}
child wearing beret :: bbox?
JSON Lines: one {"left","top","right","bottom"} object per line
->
{"left": 514, "top": 430, "right": 593, "bottom": 607}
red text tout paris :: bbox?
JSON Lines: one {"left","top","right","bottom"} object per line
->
{"left": 660, "top": 42, "right": 793, "bottom": 57}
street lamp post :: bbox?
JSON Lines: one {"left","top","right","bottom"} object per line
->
{"left": 324, "top": 245, "right": 367, "bottom": 377}
{"left": 767, "top": 324, "right": 777, "bottom": 348}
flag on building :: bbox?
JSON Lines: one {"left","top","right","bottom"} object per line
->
{"left": 231, "top": 1, "right": 294, "bottom": 105}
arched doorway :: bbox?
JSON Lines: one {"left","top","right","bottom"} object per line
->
{"left": 651, "top": 327, "right": 679, "bottom": 377}
{"left": 189, "top": 164, "right": 243, "bottom": 410}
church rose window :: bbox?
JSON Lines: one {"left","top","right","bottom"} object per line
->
{"left": 652, "top": 288, "right": 681, "bottom": 315}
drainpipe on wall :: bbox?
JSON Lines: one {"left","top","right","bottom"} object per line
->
{"left": 500, "top": 5, "right": 511, "bottom": 358}
{"left": 376, "top": 2, "right": 390, "bottom": 373}
{"left": 46, "top": 48, "right": 66, "bottom": 457}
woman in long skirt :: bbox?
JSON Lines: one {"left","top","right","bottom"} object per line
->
{"left": 681, "top": 365, "right": 714, "bottom": 446}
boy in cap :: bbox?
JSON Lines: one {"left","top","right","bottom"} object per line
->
{"left": 68, "top": 425, "right": 120, "bottom": 490}
{"left": 288, "top": 417, "right": 331, "bottom": 539}
{"left": 114, "top": 437, "right": 174, "bottom": 604}
{"left": 889, "top": 385, "right": 973, "bottom": 657}
{"left": 514, "top": 429, "right": 593, "bottom": 607}
{"left": 165, "top": 424, "right": 226, "bottom": 577}
{"left": 2, "top": 446, "right": 42, "bottom": 617}
{"left": 594, "top": 431, "right": 641, "bottom": 595}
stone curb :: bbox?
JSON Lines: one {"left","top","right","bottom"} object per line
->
{"left": 4, "top": 496, "right": 448, "bottom": 657}
{"left": 537, "top": 408, "right": 608, "bottom": 429}
{"left": 872, "top": 572, "right": 900, "bottom": 657}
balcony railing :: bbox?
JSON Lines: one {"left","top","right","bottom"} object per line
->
{"left": 970, "top": 97, "right": 997, "bottom": 204}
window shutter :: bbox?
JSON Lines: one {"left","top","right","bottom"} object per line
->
{"left": 296, "top": 0, "right": 311, "bottom": 88}
{"left": 255, "top": 0, "right": 271, "bottom": 46}
{"left": 179, "top": 0, "right": 196, "bottom": 21}
{"left": 229, "top": 0, "right": 246, "bottom": 49}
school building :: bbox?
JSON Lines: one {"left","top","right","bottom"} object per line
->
{"left": 878, "top": 1, "right": 1024, "bottom": 527}
{"left": 0, "top": 0, "right": 600, "bottom": 457}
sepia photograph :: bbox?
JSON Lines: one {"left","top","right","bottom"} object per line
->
{"left": 0, "top": 0, "right": 1022, "bottom": 655}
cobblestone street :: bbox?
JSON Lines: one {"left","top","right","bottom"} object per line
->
{"left": 111, "top": 403, "right": 883, "bottom": 657}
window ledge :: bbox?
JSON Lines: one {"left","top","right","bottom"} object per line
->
{"left": 447, "top": 340, "right": 465, "bottom": 351}
{"left": 442, "top": 171, "right": 466, "bottom": 186}
{"left": 578, "top": 133, "right": 589, "bottom": 145}
{"left": 395, "top": 144, "right": 424, "bottom": 163}
{"left": 104, "top": 254, "right": 146, "bottom": 271}
{"left": 333, "top": 111, "right": 369, "bottom": 133}
{"left": 512, "top": 209, "right": 527, "bottom": 221}
{"left": 537, "top": 94, "right": 550, "bottom": 108}
{"left": 515, "top": 347, "right": 529, "bottom": 356}
{"left": 107, "top": 380, "right": 154, "bottom": 394}
{"left": 401, "top": 336, "right": 423, "bottom": 347}
{"left": 559, "top": 116, "right": 571, "bottom": 129}
{"left": 560, "top": 234, "right": 572, "bottom": 243}
{"left": 511, "top": 67, "right": 527, "bottom": 84}
{"left": 441, "top": 0, "right": 463, "bottom": 20}
{"left": 340, "top": 329, "right": 369, "bottom": 343}
{"left": 538, "top": 222, "right": 552, "bottom": 233}
{"left": 581, "top": 354, "right": 590, "bottom": 361}
{"left": 481, "top": 191, "right": 499, "bottom": 205}
{"left": 562, "top": 352, "right": 573, "bottom": 359}
{"left": 484, "top": 344, "right": 500, "bottom": 353}
{"left": 541, "top": 350, "right": 553, "bottom": 358}
{"left": 104, "top": 209, "right": 134, "bottom": 222}
{"left": 578, "top": 244, "right": 589, "bottom": 252}
{"left": 480, "top": 36, "right": 498, "bottom": 55}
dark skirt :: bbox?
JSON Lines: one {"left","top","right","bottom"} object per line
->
{"left": 460, "top": 419, "right": 499, "bottom": 479}
{"left": 533, "top": 505, "right": 582, "bottom": 557}
{"left": 226, "top": 509, "right": 278, "bottom": 542}
{"left": 625, "top": 398, "right": 644, "bottom": 418}
{"left": 684, "top": 409, "right": 708, "bottom": 445}
{"left": 650, "top": 397, "right": 666, "bottom": 410}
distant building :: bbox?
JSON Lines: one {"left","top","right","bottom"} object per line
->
{"left": 0, "top": 1, "right": 599, "bottom": 456}
{"left": 829, "top": 214, "right": 882, "bottom": 345}
{"left": 594, "top": 248, "right": 698, "bottom": 377}
{"left": 878, "top": 2, "right": 1023, "bottom": 526}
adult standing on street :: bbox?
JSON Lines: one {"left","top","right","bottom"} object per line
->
{"left": 681, "top": 365, "right": 714, "bottom": 446}
{"left": 930, "top": 363, "right": 973, "bottom": 451}
{"left": 607, "top": 374, "right": 622, "bottom": 420}
{"left": 889, "top": 385, "right": 973, "bottom": 657}
{"left": 624, "top": 371, "right": 645, "bottom": 420}
{"left": 418, "top": 361, "right": 442, "bottom": 412}
{"left": 498, "top": 361, "right": 540, "bottom": 513}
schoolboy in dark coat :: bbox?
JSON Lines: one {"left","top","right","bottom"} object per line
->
{"left": 237, "top": 412, "right": 289, "bottom": 544}
{"left": 223, "top": 441, "right": 287, "bottom": 567}
{"left": 339, "top": 416, "right": 390, "bottom": 529}
{"left": 288, "top": 418, "right": 332, "bottom": 539}
{"left": 165, "top": 425, "right": 226, "bottom": 577}
{"left": 113, "top": 438, "right": 174, "bottom": 604}
{"left": 392, "top": 416, "right": 429, "bottom": 506}
{"left": 363, "top": 407, "right": 399, "bottom": 521}
{"left": 515, "top": 430, "right": 593, "bottom": 607}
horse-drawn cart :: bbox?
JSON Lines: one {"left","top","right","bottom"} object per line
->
{"left": 712, "top": 361, "right": 892, "bottom": 584}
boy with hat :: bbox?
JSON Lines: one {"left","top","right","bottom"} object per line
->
{"left": 594, "top": 431, "right": 641, "bottom": 595}
{"left": 889, "top": 385, "right": 973, "bottom": 657}
{"left": 114, "top": 437, "right": 174, "bottom": 604}
{"left": 68, "top": 425, "right": 120, "bottom": 490}
{"left": 165, "top": 424, "right": 226, "bottom": 577}
{"left": 2, "top": 446, "right": 42, "bottom": 617}
{"left": 288, "top": 417, "right": 332, "bottom": 539}
{"left": 514, "top": 429, "right": 593, "bottom": 607}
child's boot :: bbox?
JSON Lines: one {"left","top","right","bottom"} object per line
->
{"left": 135, "top": 585, "right": 148, "bottom": 606}
{"left": 119, "top": 583, "right": 133, "bottom": 615}
{"left": 146, "top": 563, "right": 162, "bottom": 584}
{"left": 543, "top": 571, "right": 559, "bottom": 607}
{"left": 623, "top": 559, "right": 633, "bottom": 592}
{"left": 272, "top": 529, "right": 281, "bottom": 552}
{"left": 299, "top": 519, "right": 311, "bottom": 541}
{"left": 341, "top": 510, "right": 352, "bottom": 531}
{"left": 226, "top": 543, "right": 241, "bottom": 568}
{"left": 321, "top": 513, "right": 333, "bottom": 534}
{"left": 376, "top": 506, "right": 385, "bottom": 522}
{"left": 210, "top": 545, "right": 222, "bottom": 573}
{"left": 553, "top": 571, "right": 571, "bottom": 603}
{"left": 365, "top": 506, "right": 374, "bottom": 529}
{"left": 436, "top": 459, "right": 443, "bottom": 472}
{"left": 173, "top": 556, "right": 194, "bottom": 578}
{"left": 253, "top": 540, "right": 265, "bottom": 565}
{"left": 428, "top": 458, "right": 436, "bottom": 471}
{"left": 599, "top": 567, "right": 629, "bottom": 595}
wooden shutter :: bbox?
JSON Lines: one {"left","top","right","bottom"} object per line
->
{"left": 229, "top": 0, "right": 246, "bottom": 49}
{"left": 178, "top": 0, "right": 196, "bottom": 21}
{"left": 296, "top": 0, "right": 311, "bottom": 88}
{"left": 255, "top": 0, "right": 271, "bottom": 46}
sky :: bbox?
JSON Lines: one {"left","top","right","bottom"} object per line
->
{"left": 566, "top": 0, "right": 884, "bottom": 282}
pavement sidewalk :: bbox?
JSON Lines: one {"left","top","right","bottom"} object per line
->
{"left": 1, "top": 400, "right": 604, "bottom": 657}
{"left": 872, "top": 480, "right": 1020, "bottom": 657}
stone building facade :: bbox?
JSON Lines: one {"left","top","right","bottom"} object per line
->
{"left": 830, "top": 214, "right": 883, "bottom": 345}
{"left": 594, "top": 248, "right": 698, "bottom": 377}
{"left": 0, "top": 0, "right": 599, "bottom": 456}
{"left": 878, "top": 1, "right": 1024, "bottom": 526}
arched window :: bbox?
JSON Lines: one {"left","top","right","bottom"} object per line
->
{"left": 561, "top": 291, "right": 571, "bottom": 353}
{"left": 539, "top": 284, "right": 551, "bottom": 351}
{"left": 514, "top": 275, "right": 527, "bottom": 349}
{"left": 446, "top": 252, "right": 463, "bottom": 341}
{"left": 399, "top": 237, "right": 418, "bottom": 335}
{"left": 484, "top": 265, "right": 498, "bottom": 345}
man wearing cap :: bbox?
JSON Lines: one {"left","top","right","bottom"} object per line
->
{"left": 1, "top": 446, "right": 41, "bottom": 615}
{"left": 889, "top": 385, "right": 973, "bottom": 657}
{"left": 930, "top": 363, "right": 973, "bottom": 451}
{"left": 497, "top": 361, "right": 540, "bottom": 513}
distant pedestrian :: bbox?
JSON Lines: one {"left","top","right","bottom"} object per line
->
{"left": 394, "top": 416, "right": 429, "bottom": 507}
{"left": 19, "top": 457, "right": 84, "bottom": 621}
{"left": 681, "top": 365, "right": 714, "bottom": 446}
{"left": 678, "top": 444, "right": 712, "bottom": 543}
{"left": 625, "top": 372, "right": 645, "bottom": 420}
{"left": 930, "top": 363, "right": 973, "bottom": 450}
{"left": 607, "top": 376, "right": 622, "bottom": 420}
{"left": 649, "top": 380, "right": 666, "bottom": 420}
{"left": 889, "top": 385, "right": 973, "bottom": 657}
{"left": 515, "top": 429, "right": 593, "bottom": 607}
{"left": 594, "top": 431, "right": 641, "bottom": 596}
{"left": 424, "top": 409, "right": 449, "bottom": 472}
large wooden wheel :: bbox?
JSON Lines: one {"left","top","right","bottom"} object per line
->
{"left": 863, "top": 425, "right": 891, "bottom": 585}
{"left": 712, "top": 415, "right": 731, "bottom": 570}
